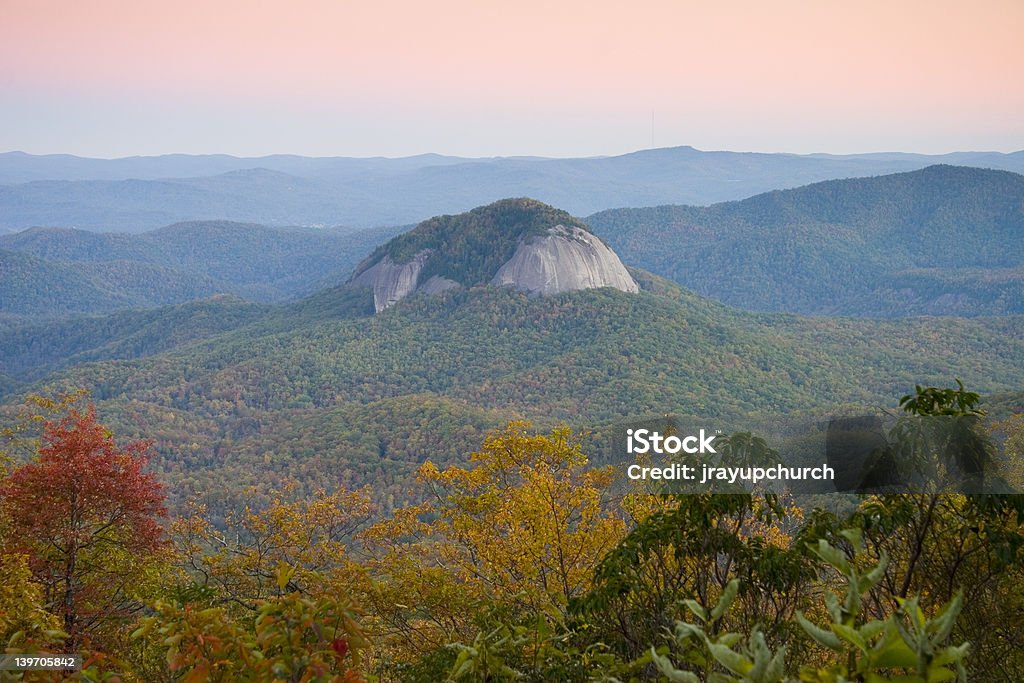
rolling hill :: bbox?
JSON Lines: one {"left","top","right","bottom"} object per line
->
{"left": 587, "top": 165, "right": 1024, "bottom": 316}
{"left": 3, "top": 277, "right": 1022, "bottom": 513}
{"left": 0, "top": 220, "right": 403, "bottom": 315}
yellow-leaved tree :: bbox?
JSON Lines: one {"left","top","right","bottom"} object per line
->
{"left": 360, "top": 421, "right": 627, "bottom": 666}
{"left": 173, "top": 482, "right": 373, "bottom": 608}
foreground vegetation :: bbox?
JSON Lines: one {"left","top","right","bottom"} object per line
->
{"left": 1, "top": 382, "right": 1022, "bottom": 681}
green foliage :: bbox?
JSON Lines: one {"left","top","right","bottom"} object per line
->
{"left": 133, "top": 581, "right": 368, "bottom": 683}
{"left": 645, "top": 530, "right": 969, "bottom": 683}
{"left": 8, "top": 283, "right": 1022, "bottom": 515}
{"left": 0, "top": 221, "right": 401, "bottom": 316}
{"left": 0, "top": 249, "right": 138, "bottom": 317}
{"left": 446, "top": 625, "right": 527, "bottom": 682}
{"left": 570, "top": 494, "right": 816, "bottom": 663}
{"left": 0, "top": 297, "right": 266, "bottom": 381}
{"left": 441, "top": 617, "right": 621, "bottom": 683}
{"left": 899, "top": 380, "right": 984, "bottom": 417}
{"left": 588, "top": 165, "right": 1024, "bottom": 317}
{"left": 886, "top": 380, "right": 1005, "bottom": 492}
{"left": 647, "top": 578, "right": 786, "bottom": 683}
{"left": 796, "top": 530, "right": 969, "bottom": 683}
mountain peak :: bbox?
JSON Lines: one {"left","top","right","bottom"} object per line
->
{"left": 348, "top": 198, "right": 637, "bottom": 312}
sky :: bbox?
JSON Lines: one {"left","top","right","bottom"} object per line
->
{"left": 1, "top": 0, "right": 1022, "bottom": 158}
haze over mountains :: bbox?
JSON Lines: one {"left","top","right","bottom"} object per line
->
{"left": 3, "top": 165, "right": 1021, "bottom": 319}
{"left": 2, "top": 146, "right": 1023, "bottom": 232}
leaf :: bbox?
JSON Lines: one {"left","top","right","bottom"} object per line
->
{"left": 863, "top": 554, "right": 888, "bottom": 590}
{"left": 711, "top": 579, "right": 739, "bottom": 621}
{"left": 796, "top": 613, "right": 842, "bottom": 651}
{"left": 871, "top": 634, "right": 918, "bottom": 669}
{"left": 707, "top": 641, "right": 753, "bottom": 676}
{"left": 650, "top": 647, "right": 701, "bottom": 683}
{"left": 275, "top": 562, "right": 296, "bottom": 592}
{"left": 931, "top": 643, "right": 970, "bottom": 667}
{"left": 831, "top": 623, "right": 867, "bottom": 652}
{"left": 682, "top": 599, "right": 709, "bottom": 622}
{"left": 926, "top": 593, "right": 962, "bottom": 647}
{"left": 183, "top": 664, "right": 210, "bottom": 683}
{"left": 811, "top": 539, "right": 851, "bottom": 574}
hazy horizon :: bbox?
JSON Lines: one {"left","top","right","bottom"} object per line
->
{"left": 2, "top": 0, "right": 1022, "bottom": 158}
{"left": 3, "top": 144, "right": 1024, "bottom": 163}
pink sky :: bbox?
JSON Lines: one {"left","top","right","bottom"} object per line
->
{"left": 1, "top": 0, "right": 1022, "bottom": 157}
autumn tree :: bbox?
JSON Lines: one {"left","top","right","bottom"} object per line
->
{"left": 0, "top": 404, "right": 167, "bottom": 647}
{"left": 360, "top": 421, "right": 626, "bottom": 667}
{"left": 173, "top": 483, "right": 373, "bottom": 609}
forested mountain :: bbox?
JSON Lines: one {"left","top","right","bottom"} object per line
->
{"left": 5, "top": 166, "right": 1021, "bottom": 319}
{"left": 588, "top": 165, "right": 1024, "bottom": 316}
{"left": 3, "top": 276, "right": 1022, "bottom": 512}
{"left": 3, "top": 147, "right": 1023, "bottom": 231}
{"left": 0, "top": 295, "right": 268, "bottom": 379}
{"left": 0, "top": 221, "right": 403, "bottom": 315}
{"left": 0, "top": 248, "right": 145, "bottom": 315}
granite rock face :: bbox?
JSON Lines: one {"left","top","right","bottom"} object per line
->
{"left": 348, "top": 250, "right": 432, "bottom": 312}
{"left": 417, "top": 275, "right": 461, "bottom": 296}
{"left": 490, "top": 225, "right": 638, "bottom": 297}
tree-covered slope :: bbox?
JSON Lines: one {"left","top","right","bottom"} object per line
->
{"left": 587, "top": 165, "right": 1024, "bottom": 316}
{"left": 0, "top": 249, "right": 138, "bottom": 315}
{"left": 0, "top": 221, "right": 403, "bottom": 315}
{"left": 0, "top": 296, "right": 268, "bottom": 382}
{"left": 5, "top": 282, "right": 1020, "bottom": 512}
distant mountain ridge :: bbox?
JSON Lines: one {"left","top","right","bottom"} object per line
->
{"left": 2, "top": 147, "right": 1023, "bottom": 231}
{"left": 587, "top": 165, "right": 1024, "bottom": 317}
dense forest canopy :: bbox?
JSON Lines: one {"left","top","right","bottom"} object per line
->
{"left": 587, "top": 166, "right": 1024, "bottom": 316}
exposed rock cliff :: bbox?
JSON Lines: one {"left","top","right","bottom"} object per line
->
{"left": 490, "top": 225, "right": 638, "bottom": 296}
{"left": 348, "top": 250, "right": 433, "bottom": 312}
{"left": 348, "top": 198, "right": 637, "bottom": 312}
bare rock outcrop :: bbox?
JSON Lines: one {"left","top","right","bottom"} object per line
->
{"left": 417, "top": 275, "right": 461, "bottom": 296}
{"left": 349, "top": 250, "right": 431, "bottom": 312}
{"left": 490, "top": 225, "right": 638, "bottom": 296}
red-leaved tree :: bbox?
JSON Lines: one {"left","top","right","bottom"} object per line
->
{"left": 0, "top": 405, "right": 166, "bottom": 645}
